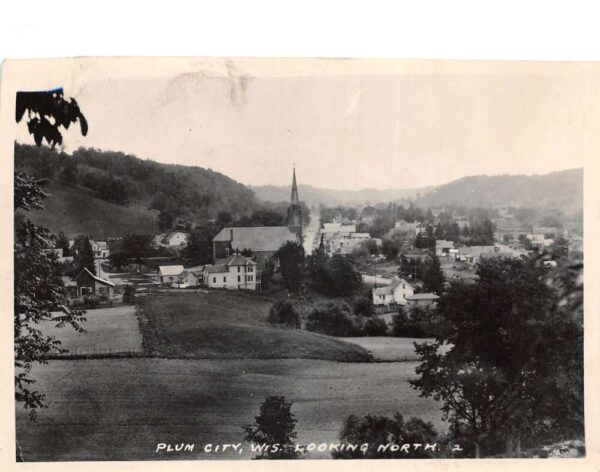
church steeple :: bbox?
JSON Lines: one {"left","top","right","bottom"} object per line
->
{"left": 287, "top": 166, "right": 303, "bottom": 243}
{"left": 290, "top": 166, "right": 299, "bottom": 206}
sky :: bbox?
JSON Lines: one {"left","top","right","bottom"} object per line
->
{"left": 15, "top": 59, "right": 587, "bottom": 190}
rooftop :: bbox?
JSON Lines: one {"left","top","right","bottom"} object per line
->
{"left": 158, "top": 265, "right": 184, "bottom": 276}
{"left": 406, "top": 293, "right": 440, "bottom": 301}
{"left": 213, "top": 226, "right": 297, "bottom": 252}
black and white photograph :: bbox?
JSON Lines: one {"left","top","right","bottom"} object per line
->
{"left": 1, "top": 56, "right": 595, "bottom": 465}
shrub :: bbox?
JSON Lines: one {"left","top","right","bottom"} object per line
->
{"left": 361, "top": 317, "right": 388, "bottom": 336}
{"left": 333, "top": 413, "right": 439, "bottom": 459}
{"left": 243, "top": 396, "right": 301, "bottom": 459}
{"left": 392, "top": 305, "right": 442, "bottom": 338}
{"left": 306, "top": 302, "right": 357, "bottom": 337}
{"left": 267, "top": 299, "right": 301, "bottom": 328}
{"left": 353, "top": 296, "right": 375, "bottom": 317}
{"left": 123, "top": 284, "right": 136, "bottom": 304}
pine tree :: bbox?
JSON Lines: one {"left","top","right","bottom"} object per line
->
{"left": 73, "top": 235, "right": 96, "bottom": 275}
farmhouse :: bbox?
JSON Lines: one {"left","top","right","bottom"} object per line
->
{"left": 406, "top": 293, "right": 439, "bottom": 309}
{"left": 158, "top": 265, "right": 185, "bottom": 284}
{"left": 73, "top": 267, "right": 115, "bottom": 299}
{"left": 212, "top": 169, "right": 303, "bottom": 270}
{"left": 372, "top": 277, "right": 414, "bottom": 307}
{"left": 202, "top": 253, "right": 259, "bottom": 290}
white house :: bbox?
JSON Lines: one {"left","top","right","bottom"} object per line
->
{"left": 154, "top": 231, "right": 189, "bottom": 248}
{"left": 202, "top": 253, "right": 259, "bottom": 290}
{"left": 91, "top": 240, "right": 110, "bottom": 259}
{"left": 158, "top": 265, "right": 185, "bottom": 284}
{"left": 372, "top": 277, "right": 414, "bottom": 307}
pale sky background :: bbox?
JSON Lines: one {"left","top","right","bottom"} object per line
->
{"left": 15, "top": 59, "right": 586, "bottom": 190}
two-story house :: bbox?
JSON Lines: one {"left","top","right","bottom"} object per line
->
{"left": 202, "top": 253, "right": 259, "bottom": 290}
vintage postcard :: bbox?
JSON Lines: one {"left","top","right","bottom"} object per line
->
{"left": 0, "top": 57, "right": 599, "bottom": 471}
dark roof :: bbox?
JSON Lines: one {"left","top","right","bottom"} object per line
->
{"left": 73, "top": 267, "right": 115, "bottom": 287}
{"left": 215, "top": 253, "right": 257, "bottom": 266}
{"left": 213, "top": 226, "right": 297, "bottom": 252}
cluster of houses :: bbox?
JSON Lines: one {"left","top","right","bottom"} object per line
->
{"left": 157, "top": 252, "right": 260, "bottom": 290}
{"left": 156, "top": 169, "right": 304, "bottom": 292}
{"left": 321, "top": 220, "right": 380, "bottom": 256}
{"left": 371, "top": 276, "right": 439, "bottom": 309}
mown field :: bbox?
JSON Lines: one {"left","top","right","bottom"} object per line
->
{"left": 42, "top": 306, "right": 143, "bottom": 356}
{"left": 136, "top": 292, "right": 372, "bottom": 362}
{"left": 16, "top": 358, "right": 444, "bottom": 461}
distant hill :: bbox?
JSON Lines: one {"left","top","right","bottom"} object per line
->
{"left": 252, "top": 169, "right": 582, "bottom": 215}
{"left": 418, "top": 168, "right": 583, "bottom": 214}
{"left": 251, "top": 184, "right": 430, "bottom": 207}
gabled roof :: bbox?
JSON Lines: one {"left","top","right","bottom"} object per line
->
{"left": 216, "top": 253, "right": 257, "bottom": 267}
{"left": 158, "top": 265, "right": 184, "bottom": 276}
{"left": 389, "top": 277, "right": 412, "bottom": 290}
{"left": 73, "top": 267, "right": 115, "bottom": 287}
{"left": 204, "top": 264, "right": 229, "bottom": 274}
{"left": 212, "top": 226, "right": 297, "bottom": 252}
{"left": 373, "top": 286, "right": 394, "bottom": 296}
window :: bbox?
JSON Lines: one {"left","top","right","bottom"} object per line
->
{"left": 225, "top": 248, "right": 230, "bottom": 256}
{"left": 248, "top": 266, "right": 253, "bottom": 272}
{"left": 238, "top": 266, "right": 240, "bottom": 272}
{"left": 80, "top": 286, "right": 92, "bottom": 297}
{"left": 238, "top": 276, "right": 241, "bottom": 282}
{"left": 223, "top": 276, "right": 226, "bottom": 283}
{"left": 213, "top": 277, "right": 216, "bottom": 283}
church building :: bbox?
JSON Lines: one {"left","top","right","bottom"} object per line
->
{"left": 212, "top": 168, "right": 303, "bottom": 270}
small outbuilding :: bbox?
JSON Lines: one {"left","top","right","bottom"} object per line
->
{"left": 73, "top": 267, "right": 115, "bottom": 299}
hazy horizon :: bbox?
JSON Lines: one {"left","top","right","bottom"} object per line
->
{"left": 14, "top": 59, "right": 586, "bottom": 190}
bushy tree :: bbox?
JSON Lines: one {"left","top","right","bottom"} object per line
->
{"left": 274, "top": 241, "right": 305, "bottom": 293}
{"left": 353, "top": 296, "right": 374, "bottom": 317}
{"left": 243, "top": 396, "right": 301, "bottom": 459}
{"left": 55, "top": 231, "right": 71, "bottom": 257}
{"left": 122, "top": 284, "right": 136, "bottom": 304}
{"left": 121, "top": 234, "right": 153, "bottom": 271}
{"left": 267, "top": 299, "right": 301, "bottom": 328}
{"left": 14, "top": 91, "right": 89, "bottom": 419}
{"left": 410, "top": 257, "right": 583, "bottom": 457}
{"left": 184, "top": 227, "right": 214, "bottom": 266}
{"left": 422, "top": 253, "right": 445, "bottom": 294}
{"left": 109, "top": 250, "right": 129, "bottom": 270}
{"left": 333, "top": 413, "right": 439, "bottom": 459}
{"left": 306, "top": 303, "right": 356, "bottom": 337}
{"left": 361, "top": 317, "right": 388, "bottom": 336}
{"left": 327, "top": 255, "right": 363, "bottom": 297}
{"left": 260, "top": 257, "right": 276, "bottom": 291}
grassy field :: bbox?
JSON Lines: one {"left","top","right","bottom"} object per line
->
{"left": 42, "top": 306, "right": 143, "bottom": 356}
{"left": 16, "top": 358, "right": 444, "bottom": 461}
{"left": 137, "top": 292, "right": 372, "bottom": 362}
{"left": 338, "top": 337, "right": 432, "bottom": 361}
{"left": 24, "top": 183, "right": 157, "bottom": 238}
